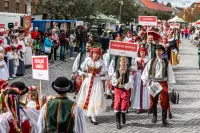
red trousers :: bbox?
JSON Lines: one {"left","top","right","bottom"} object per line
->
{"left": 114, "top": 88, "right": 130, "bottom": 112}
{"left": 150, "top": 81, "right": 169, "bottom": 110}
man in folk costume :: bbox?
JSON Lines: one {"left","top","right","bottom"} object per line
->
{"left": 112, "top": 56, "right": 134, "bottom": 129}
{"left": 123, "top": 31, "right": 133, "bottom": 42}
{"left": 145, "top": 34, "right": 156, "bottom": 60}
{"left": 131, "top": 47, "right": 150, "bottom": 114}
{"left": 38, "top": 77, "right": 86, "bottom": 133}
{"left": 77, "top": 48, "right": 107, "bottom": 125}
{"left": 72, "top": 42, "right": 92, "bottom": 98}
{"left": 0, "top": 82, "right": 39, "bottom": 133}
{"left": 141, "top": 45, "right": 176, "bottom": 126}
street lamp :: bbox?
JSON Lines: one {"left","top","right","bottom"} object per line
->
{"left": 119, "top": 0, "right": 123, "bottom": 24}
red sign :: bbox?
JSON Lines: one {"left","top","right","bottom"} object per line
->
{"left": 0, "top": 24, "right": 5, "bottom": 28}
{"left": 139, "top": 16, "right": 157, "bottom": 26}
{"left": 109, "top": 40, "right": 138, "bottom": 57}
{"left": 32, "top": 57, "right": 48, "bottom": 70}
{"left": 170, "top": 23, "right": 180, "bottom": 29}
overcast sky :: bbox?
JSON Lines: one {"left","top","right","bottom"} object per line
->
{"left": 158, "top": 0, "right": 197, "bottom": 7}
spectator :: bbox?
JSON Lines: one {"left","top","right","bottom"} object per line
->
{"left": 59, "top": 30, "right": 68, "bottom": 61}
{"left": 69, "top": 30, "right": 76, "bottom": 60}
{"left": 42, "top": 33, "right": 53, "bottom": 62}
{"left": 31, "top": 27, "right": 40, "bottom": 40}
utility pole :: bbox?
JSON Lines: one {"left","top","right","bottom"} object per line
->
{"left": 26, "top": 0, "right": 31, "bottom": 15}
{"left": 119, "top": 0, "right": 123, "bottom": 24}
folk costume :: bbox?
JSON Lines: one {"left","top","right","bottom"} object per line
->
{"left": 38, "top": 77, "right": 87, "bottom": 133}
{"left": 16, "top": 45, "right": 25, "bottom": 76}
{"left": 131, "top": 47, "right": 150, "bottom": 113}
{"left": 26, "top": 86, "right": 40, "bottom": 110}
{"left": 112, "top": 56, "right": 134, "bottom": 129}
{"left": 0, "top": 53, "right": 9, "bottom": 81}
{"left": 145, "top": 41, "right": 156, "bottom": 59}
{"left": 77, "top": 48, "right": 107, "bottom": 125}
{"left": 24, "top": 34, "right": 33, "bottom": 66}
{"left": 5, "top": 46, "right": 14, "bottom": 78}
{"left": 198, "top": 41, "right": 200, "bottom": 69}
{"left": 123, "top": 31, "right": 133, "bottom": 42}
{"left": 159, "top": 38, "right": 170, "bottom": 60}
{"left": 141, "top": 45, "right": 176, "bottom": 126}
{"left": 0, "top": 82, "right": 39, "bottom": 133}
{"left": 0, "top": 79, "right": 8, "bottom": 113}
{"left": 168, "top": 36, "right": 179, "bottom": 66}
{"left": 72, "top": 49, "right": 90, "bottom": 96}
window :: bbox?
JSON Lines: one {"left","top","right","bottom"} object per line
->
{"left": 4, "top": 1, "right": 9, "bottom": 12}
{"left": 15, "top": 2, "right": 19, "bottom": 13}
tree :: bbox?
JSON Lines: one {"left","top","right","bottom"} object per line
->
{"left": 166, "top": 2, "right": 172, "bottom": 7}
{"left": 178, "top": 7, "right": 200, "bottom": 22}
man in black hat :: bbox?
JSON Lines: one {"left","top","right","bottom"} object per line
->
{"left": 141, "top": 45, "right": 176, "bottom": 126}
{"left": 38, "top": 76, "right": 87, "bottom": 133}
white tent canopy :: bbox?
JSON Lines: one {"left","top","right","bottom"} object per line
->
{"left": 168, "top": 16, "right": 185, "bottom": 23}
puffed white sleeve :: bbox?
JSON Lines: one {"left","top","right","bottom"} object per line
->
{"left": 141, "top": 60, "right": 152, "bottom": 85}
{"left": 99, "top": 59, "right": 108, "bottom": 80}
{"left": 167, "top": 63, "right": 176, "bottom": 84}
{"left": 108, "top": 59, "right": 115, "bottom": 78}
{"left": 72, "top": 53, "right": 81, "bottom": 73}
{"left": 130, "top": 58, "right": 137, "bottom": 71}
{"left": 37, "top": 104, "right": 46, "bottom": 133}
{"left": 124, "top": 74, "right": 134, "bottom": 90}
{"left": 112, "top": 72, "right": 118, "bottom": 87}
{"left": 73, "top": 105, "right": 87, "bottom": 133}
{"left": 0, "top": 113, "right": 10, "bottom": 133}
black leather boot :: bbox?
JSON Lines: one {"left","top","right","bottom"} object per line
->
{"left": 162, "top": 110, "right": 170, "bottom": 126}
{"left": 116, "top": 112, "right": 121, "bottom": 129}
{"left": 122, "top": 112, "right": 126, "bottom": 124}
{"left": 151, "top": 105, "right": 157, "bottom": 123}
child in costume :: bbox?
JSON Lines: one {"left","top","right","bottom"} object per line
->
{"left": 131, "top": 47, "right": 150, "bottom": 114}
{"left": 26, "top": 85, "right": 40, "bottom": 110}
{"left": 0, "top": 53, "right": 9, "bottom": 81}
{"left": 13, "top": 47, "right": 19, "bottom": 78}
{"left": 16, "top": 45, "right": 25, "bottom": 76}
{"left": 5, "top": 46, "right": 14, "bottom": 79}
{"left": 77, "top": 48, "right": 107, "bottom": 125}
{"left": 112, "top": 56, "right": 134, "bottom": 129}
{"left": 123, "top": 31, "right": 133, "bottom": 42}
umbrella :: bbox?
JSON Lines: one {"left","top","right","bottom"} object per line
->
{"left": 146, "top": 31, "right": 161, "bottom": 40}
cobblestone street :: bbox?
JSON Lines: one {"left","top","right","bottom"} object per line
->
{"left": 10, "top": 38, "right": 200, "bottom": 133}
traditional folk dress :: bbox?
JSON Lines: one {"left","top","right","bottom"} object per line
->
{"left": 26, "top": 86, "right": 40, "bottom": 110}
{"left": 24, "top": 35, "right": 33, "bottom": 66}
{"left": 168, "top": 38, "right": 179, "bottom": 66}
{"left": 0, "top": 57, "right": 9, "bottom": 81}
{"left": 16, "top": 51, "right": 25, "bottom": 76}
{"left": 13, "top": 51, "right": 19, "bottom": 77}
{"left": 72, "top": 51, "right": 90, "bottom": 95}
{"left": 198, "top": 41, "right": 200, "bottom": 68}
{"left": 141, "top": 56, "right": 176, "bottom": 125}
{"left": 38, "top": 97, "right": 87, "bottom": 133}
{"left": 6, "top": 51, "right": 14, "bottom": 78}
{"left": 131, "top": 57, "right": 150, "bottom": 111}
{"left": 77, "top": 57, "right": 107, "bottom": 117}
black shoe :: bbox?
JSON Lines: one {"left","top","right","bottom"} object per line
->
{"left": 151, "top": 105, "right": 157, "bottom": 123}
{"left": 116, "top": 112, "right": 121, "bottom": 129}
{"left": 106, "top": 95, "right": 112, "bottom": 99}
{"left": 110, "top": 102, "right": 114, "bottom": 109}
{"left": 162, "top": 110, "right": 170, "bottom": 126}
{"left": 91, "top": 119, "right": 98, "bottom": 125}
{"left": 122, "top": 112, "right": 126, "bottom": 124}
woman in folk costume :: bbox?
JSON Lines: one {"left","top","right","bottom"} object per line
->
{"left": 0, "top": 53, "right": 9, "bottom": 81}
{"left": 5, "top": 46, "right": 14, "bottom": 79}
{"left": 16, "top": 45, "right": 25, "bottom": 76}
{"left": 112, "top": 56, "right": 134, "bottom": 129}
{"left": 77, "top": 48, "right": 107, "bottom": 125}
{"left": 0, "top": 82, "right": 39, "bottom": 133}
{"left": 160, "top": 36, "right": 170, "bottom": 60}
{"left": 131, "top": 47, "right": 150, "bottom": 114}
{"left": 123, "top": 31, "right": 133, "bottom": 42}
{"left": 0, "top": 78, "right": 8, "bottom": 113}
{"left": 0, "top": 39, "right": 4, "bottom": 53}
{"left": 26, "top": 86, "right": 40, "bottom": 110}
{"left": 17, "top": 35, "right": 26, "bottom": 54}
{"left": 13, "top": 47, "right": 19, "bottom": 78}
{"left": 38, "top": 77, "right": 87, "bottom": 133}
{"left": 24, "top": 32, "right": 33, "bottom": 66}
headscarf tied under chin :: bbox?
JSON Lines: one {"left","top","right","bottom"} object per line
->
{"left": 89, "top": 48, "right": 102, "bottom": 61}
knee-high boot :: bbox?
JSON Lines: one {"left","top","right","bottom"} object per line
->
{"left": 151, "top": 105, "right": 157, "bottom": 123}
{"left": 162, "top": 110, "right": 170, "bottom": 126}
{"left": 122, "top": 112, "right": 126, "bottom": 124}
{"left": 116, "top": 112, "right": 121, "bottom": 129}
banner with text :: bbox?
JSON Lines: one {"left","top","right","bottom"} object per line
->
{"left": 139, "top": 16, "right": 157, "bottom": 26}
{"left": 170, "top": 23, "right": 180, "bottom": 29}
{"left": 32, "top": 56, "right": 49, "bottom": 80}
{"left": 109, "top": 40, "right": 138, "bottom": 57}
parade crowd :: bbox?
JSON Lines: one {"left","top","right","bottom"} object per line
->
{"left": 0, "top": 20, "right": 199, "bottom": 133}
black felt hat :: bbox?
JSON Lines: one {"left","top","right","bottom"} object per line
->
{"left": 155, "top": 45, "right": 166, "bottom": 53}
{"left": 52, "top": 77, "right": 75, "bottom": 94}
{"left": 10, "top": 82, "right": 29, "bottom": 95}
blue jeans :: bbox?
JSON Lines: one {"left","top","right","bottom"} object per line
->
{"left": 80, "top": 41, "right": 86, "bottom": 52}
{"left": 60, "top": 45, "right": 66, "bottom": 61}
{"left": 70, "top": 47, "right": 75, "bottom": 57}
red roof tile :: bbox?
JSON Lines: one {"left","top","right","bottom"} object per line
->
{"left": 140, "top": 0, "right": 173, "bottom": 12}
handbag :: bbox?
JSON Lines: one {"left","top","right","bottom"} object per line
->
{"left": 45, "top": 46, "right": 51, "bottom": 53}
{"left": 169, "top": 89, "right": 179, "bottom": 104}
